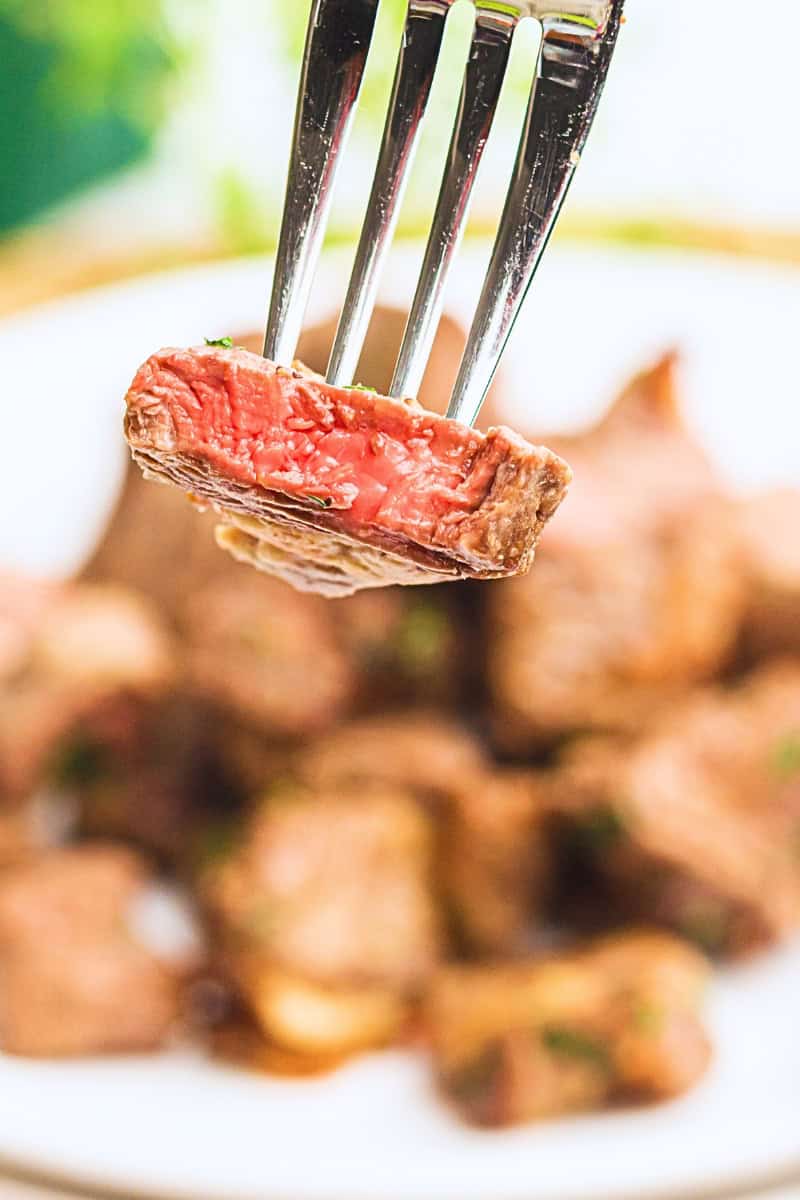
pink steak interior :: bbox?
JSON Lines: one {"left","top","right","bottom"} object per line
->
{"left": 129, "top": 347, "right": 511, "bottom": 538}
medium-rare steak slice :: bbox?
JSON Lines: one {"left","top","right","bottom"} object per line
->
{"left": 124, "top": 345, "right": 570, "bottom": 597}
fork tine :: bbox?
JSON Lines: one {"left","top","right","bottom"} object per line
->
{"left": 390, "top": 2, "right": 518, "bottom": 401}
{"left": 446, "top": 1, "right": 626, "bottom": 425}
{"left": 263, "top": 0, "right": 380, "bottom": 365}
{"left": 325, "top": 0, "right": 453, "bottom": 388}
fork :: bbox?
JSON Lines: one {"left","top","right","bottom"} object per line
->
{"left": 263, "top": 0, "right": 625, "bottom": 427}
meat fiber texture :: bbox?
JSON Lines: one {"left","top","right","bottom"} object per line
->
{"left": 123, "top": 345, "right": 571, "bottom": 597}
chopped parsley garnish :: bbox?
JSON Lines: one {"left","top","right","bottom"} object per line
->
{"left": 770, "top": 733, "right": 800, "bottom": 780}
{"left": 541, "top": 1026, "right": 609, "bottom": 1069}
{"left": 305, "top": 494, "right": 332, "bottom": 508}
{"left": 194, "top": 818, "right": 239, "bottom": 869}
{"left": 53, "top": 737, "right": 109, "bottom": 788}
{"left": 342, "top": 383, "right": 377, "bottom": 393}
{"left": 579, "top": 805, "right": 627, "bottom": 854}
{"left": 204, "top": 335, "right": 234, "bottom": 348}
{"left": 631, "top": 1000, "right": 663, "bottom": 1034}
{"left": 396, "top": 602, "right": 448, "bottom": 670}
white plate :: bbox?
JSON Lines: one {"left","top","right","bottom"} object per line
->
{"left": 0, "top": 246, "right": 799, "bottom": 1200}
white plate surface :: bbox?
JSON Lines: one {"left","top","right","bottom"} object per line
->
{"left": 0, "top": 246, "right": 799, "bottom": 1200}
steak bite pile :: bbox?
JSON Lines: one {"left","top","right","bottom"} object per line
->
{"left": 487, "top": 355, "right": 745, "bottom": 745}
{"left": 7, "top": 344, "right": 800, "bottom": 1130}
{"left": 124, "top": 345, "right": 571, "bottom": 597}
{"left": 428, "top": 931, "right": 711, "bottom": 1126}
{"left": 0, "top": 845, "right": 185, "bottom": 1056}
{"left": 551, "top": 661, "right": 800, "bottom": 955}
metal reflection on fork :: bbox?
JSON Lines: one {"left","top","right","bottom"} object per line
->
{"left": 263, "top": 0, "right": 625, "bottom": 427}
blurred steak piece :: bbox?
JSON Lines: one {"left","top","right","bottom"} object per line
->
{"left": 738, "top": 489, "right": 800, "bottom": 658}
{"left": 332, "top": 586, "right": 463, "bottom": 708}
{"left": 428, "top": 930, "right": 711, "bottom": 1126}
{"left": 76, "top": 697, "right": 226, "bottom": 864}
{"left": 551, "top": 661, "right": 800, "bottom": 956}
{"left": 300, "top": 710, "right": 487, "bottom": 799}
{"left": 124, "top": 345, "right": 570, "bottom": 597}
{"left": 182, "top": 573, "right": 353, "bottom": 738}
{"left": 0, "top": 845, "right": 184, "bottom": 1056}
{"left": 487, "top": 354, "right": 745, "bottom": 745}
{"left": 0, "top": 576, "right": 172, "bottom": 808}
{"left": 301, "top": 714, "right": 552, "bottom": 956}
{"left": 82, "top": 456, "right": 226, "bottom": 623}
{"left": 439, "top": 769, "right": 553, "bottom": 958}
{"left": 200, "top": 781, "right": 440, "bottom": 1055}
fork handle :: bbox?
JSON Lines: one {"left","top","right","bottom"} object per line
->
{"left": 446, "top": 1, "right": 625, "bottom": 425}
{"left": 263, "top": 0, "right": 380, "bottom": 366}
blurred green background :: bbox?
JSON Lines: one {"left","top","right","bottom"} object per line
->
{"left": 1, "top": 0, "right": 798, "bottom": 273}
{"left": 0, "top": 0, "right": 180, "bottom": 233}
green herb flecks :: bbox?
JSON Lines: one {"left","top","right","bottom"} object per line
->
{"left": 342, "top": 383, "right": 377, "bottom": 393}
{"left": 204, "top": 335, "right": 234, "bottom": 348}
{"left": 578, "top": 804, "right": 627, "bottom": 854}
{"left": 395, "top": 601, "right": 449, "bottom": 672}
{"left": 194, "top": 817, "right": 239, "bottom": 871}
{"left": 631, "top": 1000, "right": 664, "bottom": 1035}
{"left": 770, "top": 733, "right": 800, "bottom": 781}
{"left": 263, "top": 775, "right": 305, "bottom": 806}
{"left": 53, "top": 737, "right": 109, "bottom": 788}
{"left": 305, "top": 494, "right": 332, "bottom": 508}
{"left": 541, "top": 1026, "right": 610, "bottom": 1070}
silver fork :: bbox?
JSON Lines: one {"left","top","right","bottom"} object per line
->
{"left": 263, "top": 0, "right": 625, "bottom": 427}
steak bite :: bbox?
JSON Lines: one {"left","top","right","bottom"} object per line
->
{"left": 440, "top": 769, "right": 553, "bottom": 957}
{"left": 0, "top": 577, "right": 172, "bottom": 808}
{"left": 301, "top": 714, "right": 552, "bottom": 956}
{"left": 76, "top": 698, "right": 225, "bottom": 864}
{"left": 82, "top": 457, "right": 227, "bottom": 624}
{"left": 124, "top": 345, "right": 570, "bottom": 597}
{"left": 333, "top": 587, "right": 463, "bottom": 708}
{"left": 738, "top": 489, "right": 800, "bottom": 658}
{"left": 200, "top": 781, "right": 440, "bottom": 1055}
{"left": 428, "top": 930, "right": 711, "bottom": 1126}
{"left": 551, "top": 662, "right": 800, "bottom": 956}
{"left": 0, "top": 845, "right": 185, "bottom": 1056}
{"left": 487, "top": 354, "right": 745, "bottom": 745}
{"left": 181, "top": 573, "right": 353, "bottom": 739}
{"left": 300, "top": 711, "right": 487, "bottom": 799}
